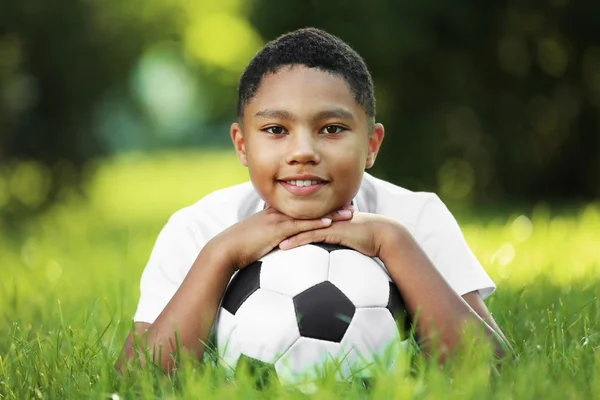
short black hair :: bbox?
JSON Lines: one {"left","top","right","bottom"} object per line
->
{"left": 237, "top": 27, "right": 376, "bottom": 122}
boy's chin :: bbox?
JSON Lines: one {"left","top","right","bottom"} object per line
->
{"left": 275, "top": 204, "right": 330, "bottom": 220}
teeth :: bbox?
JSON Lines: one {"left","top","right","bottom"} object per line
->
{"left": 285, "top": 180, "right": 322, "bottom": 186}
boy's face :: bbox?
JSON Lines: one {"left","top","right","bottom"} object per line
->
{"left": 231, "top": 65, "right": 384, "bottom": 219}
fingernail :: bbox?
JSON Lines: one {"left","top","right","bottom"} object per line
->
{"left": 321, "top": 217, "right": 332, "bottom": 224}
{"left": 337, "top": 210, "right": 352, "bottom": 217}
{"left": 280, "top": 239, "right": 289, "bottom": 247}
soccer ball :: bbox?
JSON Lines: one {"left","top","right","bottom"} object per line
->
{"left": 214, "top": 243, "right": 411, "bottom": 388}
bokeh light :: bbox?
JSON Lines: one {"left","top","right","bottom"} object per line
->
{"left": 184, "top": 13, "right": 262, "bottom": 76}
{"left": 132, "top": 42, "right": 203, "bottom": 137}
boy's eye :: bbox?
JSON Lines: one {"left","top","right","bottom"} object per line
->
{"left": 322, "top": 125, "right": 345, "bottom": 134}
{"left": 264, "top": 126, "right": 287, "bottom": 135}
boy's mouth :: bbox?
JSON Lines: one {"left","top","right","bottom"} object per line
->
{"left": 277, "top": 174, "right": 329, "bottom": 186}
{"left": 278, "top": 180, "right": 328, "bottom": 196}
{"left": 278, "top": 179, "right": 328, "bottom": 187}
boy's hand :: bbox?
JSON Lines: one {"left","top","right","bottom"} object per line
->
{"left": 278, "top": 212, "right": 403, "bottom": 259}
{"left": 215, "top": 203, "right": 355, "bottom": 271}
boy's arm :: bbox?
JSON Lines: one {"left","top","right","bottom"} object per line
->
{"left": 380, "top": 225, "right": 511, "bottom": 362}
{"left": 115, "top": 240, "right": 233, "bottom": 374}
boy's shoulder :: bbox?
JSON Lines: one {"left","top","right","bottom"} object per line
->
{"left": 167, "top": 180, "right": 262, "bottom": 232}
{"left": 359, "top": 172, "right": 441, "bottom": 233}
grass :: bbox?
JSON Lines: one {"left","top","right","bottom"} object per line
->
{"left": 1, "top": 150, "right": 599, "bottom": 399}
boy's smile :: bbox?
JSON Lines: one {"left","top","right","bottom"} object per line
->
{"left": 231, "top": 65, "right": 384, "bottom": 219}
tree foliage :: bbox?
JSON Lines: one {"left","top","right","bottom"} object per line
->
{"left": 1, "top": 0, "right": 599, "bottom": 218}
{"left": 248, "top": 0, "right": 600, "bottom": 202}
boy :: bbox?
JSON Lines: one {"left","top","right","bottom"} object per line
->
{"left": 116, "top": 28, "right": 511, "bottom": 374}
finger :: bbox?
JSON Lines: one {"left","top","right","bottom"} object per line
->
{"left": 279, "top": 216, "right": 332, "bottom": 239}
{"left": 280, "top": 226, "right": 340, "bottom": 250}
{"left": 328, "top": 206, "right": 354, "bottom": 221}
{"left": 279, "top": 230, "right": 321, "bottom": 250}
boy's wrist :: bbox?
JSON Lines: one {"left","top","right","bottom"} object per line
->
{"left": 202, "top": 236, "right": 237, "bottom": 276}
{"left": 377, "top": 220, "right": 411, "bottom": 264}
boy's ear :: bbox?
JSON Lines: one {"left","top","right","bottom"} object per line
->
{"left": 230, "top": 122, "right": 248, "bottom": 167}
{"left": 366, "top": 123, "right": 385, "bottom": 169}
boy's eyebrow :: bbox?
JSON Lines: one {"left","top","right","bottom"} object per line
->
{"left": 253, "top": 108, "right": 355, "bottom": 122}
{"left": 313, "top": 108, "right": 355, "bottom": 122}
{"left": 254, "top": 109, "right": 297, "bottom": 121}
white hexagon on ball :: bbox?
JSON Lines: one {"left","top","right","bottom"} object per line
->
{"left": 341, "top": 307, "right": 407, "bottom": 377}
{"left": 328, "top": 249, "right": 392, "bottom": 307}
{"left": 215, "top": 308, "right": 239, "bottom": 371}
{"left": 260, "top": 245, "right": 330, "bottom": 297}
{"left": 234, "top": 288, "right": 301, "bottom": 363}
{"left": 275, "top": 337, "right": 351, "bottom": 386}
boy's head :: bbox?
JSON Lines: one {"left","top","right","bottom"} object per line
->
{"left": 237, "top": 27, "right": 376, "bottom": 124}
{"left": 231, "top": 28, "right": 385, "bottom": 219}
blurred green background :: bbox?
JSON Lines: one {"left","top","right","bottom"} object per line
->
{"left": 1, "top": 2, "right": 599, "bottom": 398}
{"left": 1, "top": 0, "right": 600, "bottom": 221}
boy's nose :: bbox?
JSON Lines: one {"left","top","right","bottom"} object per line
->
{"left": 285, "top": 133, "right": 321, "bottom": 164}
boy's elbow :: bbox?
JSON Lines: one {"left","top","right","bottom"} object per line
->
{"left": 114, "top": 359, "right": 126, "bottom": 376}
{"left": 494, "top": 345, "right": 507, "bottom": 361}
{"left": 114, "top": 341, "right": 138, "bottom": 377}
{"left": 114, "top": 328, "right": 149, "bottom": 377}
{"left": 114, "top": 345, "right": 156, "bottom": 377}
{"left": 493, "top": 337, "right": 516, "bottom": 364}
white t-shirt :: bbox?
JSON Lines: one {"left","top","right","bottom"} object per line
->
{"left": 133, "top": 171, "right": 495, "bottom": 324}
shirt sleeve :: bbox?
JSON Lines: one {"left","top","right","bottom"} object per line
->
{"left": 133, "top": 214, "right": 206, "bottom": 324}
{"left": 412, "top": 194, "right": 495, "bottom": 299}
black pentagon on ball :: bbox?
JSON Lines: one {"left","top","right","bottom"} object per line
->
{"left": 310, "top": 242, "right": 351, "bottom": 253}
{"left": 387, "top": 281, "right": 412, "bottom": 337}
{"left": 293, "top": 281, "right": 356, "bottom": 343}
{"left": 221, "top": 261, "right": 262, "bottom": 315}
